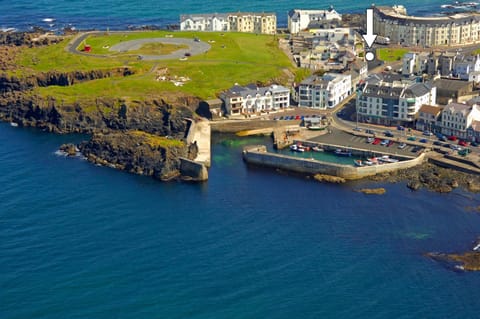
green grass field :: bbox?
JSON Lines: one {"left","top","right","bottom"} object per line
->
{"left": 376, "top": 48, "right": 409, "bottom": 62}
{"left": 17, "top": 31, "right": 299, "bottom": 101}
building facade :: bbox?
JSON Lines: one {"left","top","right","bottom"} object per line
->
{"left": 415, "top": 104, "right": 443, "bottom": 132}
{"left": 220, "top": 84, "right": 290, "bottom": 115}
{"left": 440, "top": 102, "right": 480, "bottom": 139}
{"left": 298, "top": 73, "right": 352, "bottom": 109}
{"left": 288, "top": 8, "right": 341, "bottom": 34}
{"left": 357, "top": 75, "right": 436, "bottom": 125}
{"left": 180, "top": 14, "right": 229, "bottom": 31}
{"left": 180, "top": 12, "right": 276, "bottom": 34}
{"left": 373, "top": 5, "right": 480, "bottom": 47}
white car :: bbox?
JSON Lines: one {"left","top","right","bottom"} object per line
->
{"left": 398, "top": 143, "right": 407, "bottom": 149}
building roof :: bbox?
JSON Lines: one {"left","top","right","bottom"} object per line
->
{"left": 433, "top": 78, "right": 472, "bottom": 91}
{"left": 419, "top": 104, "right": 442, "bottom": 116}
{"left": 374, "top": 6, "right": 480, "bottom": 25}
{"left": 444, "top": 102, "right": 472, "bottom": 115}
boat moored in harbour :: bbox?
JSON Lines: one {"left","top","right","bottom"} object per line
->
{"left": 334, "top": 148, "right": 352, "bottom": 157}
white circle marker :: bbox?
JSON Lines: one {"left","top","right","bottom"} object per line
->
{"left": 365, "top": 51, "right": 375, "bottom": 61}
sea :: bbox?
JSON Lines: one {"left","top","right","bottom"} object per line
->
{"left": 1, "top": 0, "right": 480, "bottom": 318}
{"left": 0, "top": 0, "right": 475, "bottom": 32}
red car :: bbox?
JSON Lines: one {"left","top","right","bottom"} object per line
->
{"left": 448, "top": 135, "right": 457, "bottom": 141}
{"left": 372, "top": 138, "right": 381, "bottom": 145}
{"left": 458, "top": 140, "right": 468, "bottom": 147}
{"left": 387, "top": 140, "right": 394, "bottom": 147}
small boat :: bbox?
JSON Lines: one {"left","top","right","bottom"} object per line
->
{"left": 379, "top": 155, "right": 399, "bottom": 163}
{"left": 10, "top": 122, "right": 18, "bottom": 127}
{"left": 334, "top": 148, "right": 352, "bottom": 156}
{"left": 312, "top": 146, "right": 323, "bottom": 152}
{"left": 307, "top": 125, "right": 326, "bottom": 131}
{"left": 363, "top": 160, "right": 374, "bottom": 166}
{"left": 290, "top": 144, "right": 305, "bottom": 152}
{"left": 354, "top": 159, "right": 364, "bottom": 166}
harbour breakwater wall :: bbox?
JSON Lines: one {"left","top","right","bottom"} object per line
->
{"left": 180, "top": 118, "right": 210, "bottom": 181}
{"left": 242, "top": 145, "right": 426, "bottom": 180}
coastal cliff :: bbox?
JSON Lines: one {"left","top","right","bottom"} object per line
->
{"left": 78, "top": 130, "right": 198, "bottom": 181}
{"left": 0, "top": 34, "right": 203, "bottom": 180}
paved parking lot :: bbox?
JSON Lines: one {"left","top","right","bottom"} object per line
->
{"left": 308, "top": 127, "right": 422, "bottom": 157}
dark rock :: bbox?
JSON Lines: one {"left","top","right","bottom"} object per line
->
{"left": 78, "top": 130, "right": 197, "bottom": 181}
{"left": 407, "top": 181, "right": 422, "bottom": 191}
{"left": 59, "top": 143, "right": 78, "bottom": 156}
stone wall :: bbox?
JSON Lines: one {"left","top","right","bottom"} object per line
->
{"left": 242, "top": 145, "right": 426, "bottom": 180}
{"left": 180, "top": 157, "right": 208, "bottom": 181}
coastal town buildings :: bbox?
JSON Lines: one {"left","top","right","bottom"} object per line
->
{"left": 297, "top": 73, "right": 352, "bottom": 109}
{"left": 415, "top": 104, "right": 443, "bottom": 132}
{"left": 180, "top": 12, "right": 276, "bottom": 34}
{"left": 433, "top": 78, "right": 475, "bottom": 104}
{"left": 179, "top": 14, "right": 229, "bottom": 32}
{"left": 220, "top": 84, "right": 290, "bottom": 116}
{"left": 373, "top": 5, "right": 480, "bottom": 47}
{"left": 401, "top": 52, "right": 429, "bottom": 76}
{"left": 453, "top": 55, "right": 480, "bottom": 80}
{"left": 440, "top": 102, "right": 480, "bottom": 139}
{"left": 287, "top": 7, "right": 341, "bottom": 34}
{"left": 356, "top": 74, "right": 436, "bottom": 125}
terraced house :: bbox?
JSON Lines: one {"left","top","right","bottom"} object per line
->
{"left": 220, "top": 84, "right": 290, "bottom": 116}
{"left": 373, "top": 5, "right": 480, "bottom": 47}
{"left": 441, "top": 102, "right": 480, "bottom": 139}
{"left": 180, "top": 12, "right": 276, "bottom": 34}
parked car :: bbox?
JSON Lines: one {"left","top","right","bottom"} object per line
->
{"left": 397, "top": 125, "right": 405, "bottom": 131}
{"left": 380, "top": 139, "right": 390, "bottom": 146}
{"left": 384, "top": 130, "right": 394, "bottom": 137}
{"left": 367, "top": 137, "right": 374, "bottom": 143}
{"left": 423, "top": 131, "right": 433, "bottom": 136}
{"left": 419, "top": 138, "right": 428, "bottom": 143}
{"left": 407, "top": 136, "right": 416, "bottom": 141}
{"left": 398, "top": 142, "right": 407, "bottom": 149}
{"left": 471, "top": 141, "right": 479, "bottom": 147}
{"left": 372, "top": 138, "right": 381, "bottom": 145}
{"left": 448, "top": 135, "right": 457, "bottom": 141}
{"left": 458, "top": 140, "right": 469, "bottom": 147}
{"left": 365, "top": 129, "right": 375, "bottom": 135}
{"left": 353, "top": 127, "right": 362, "bottom": 132}
{"left": 438, "top": 135, "right": 447, "bottom": 142}
{"left": 387, "top": 140, "right": 395, "bottom": 147}
{"left": 411, "top": 146, "right": 422, "bottom": 153}
{"left": 433, "top": 141, "right": 442, "bottom": 146}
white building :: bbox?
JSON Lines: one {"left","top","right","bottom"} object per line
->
{"left": 220, "top": 84, "right": 290, "bottom": 115}
{"left": 180, "top": 14, "right": 229, "bottom": 31}
{"left": 402, "top": 52, "right": 429, "bottom": 76}
{"left": 180, "top": 12, "right": 276, "bottom": 34}
{"left": 288, "top": 7, "right": 341, "bottom": 34}
{"left": 453, "top": 55, "right": 480, "bottom": 80}
{"left": 441, "top": 102, "right": 480, "bottom": 139}
{"left": 298, "top": 73, "right": 352, "bottom": 109}
{"left": 357, "top": 74, "right": 436, "bottom": 125}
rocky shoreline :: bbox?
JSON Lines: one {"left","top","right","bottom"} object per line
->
{"left": 366, "top": 162, "right": 480, "bottom": 193}
{"left": 0, "top": 32, "right": 204, "bottom": 180}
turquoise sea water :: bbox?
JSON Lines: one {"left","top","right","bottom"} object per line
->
{"left": 0, "top": 0, "right": 462, "bottom": 31}
{"left": 1, "top": 123, "right": 480, "bottom": 318}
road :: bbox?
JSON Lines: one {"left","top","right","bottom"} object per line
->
{"left": 65, "top": 31, "right": 211, "bottom": 60}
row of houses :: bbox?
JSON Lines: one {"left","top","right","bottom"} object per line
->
{"left": 180, "top": 12, "right": 276, "bottom": 34}
{"left": 401, "top": 51, "right": 480, "bottom": 81}
{"left": 373, "top": 5, "right": 480, "bottom": 47}
{"left": 416, "top": 101, "right": 480, "bottom": 140}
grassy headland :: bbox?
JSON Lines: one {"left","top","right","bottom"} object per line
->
{"left": 15, "top": 31, "right": 298, "bottom": 102}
